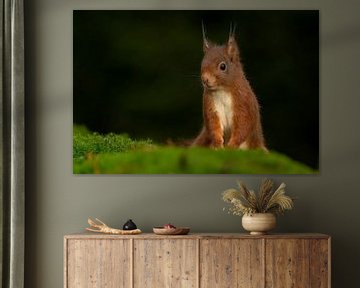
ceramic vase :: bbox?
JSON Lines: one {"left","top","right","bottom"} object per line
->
{"left": 242, "top": 213, "right": 276, "bottom": 235}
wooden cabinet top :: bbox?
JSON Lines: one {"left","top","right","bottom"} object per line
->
{"left": 64, "top": 232, "right": 330, "bottom": 240}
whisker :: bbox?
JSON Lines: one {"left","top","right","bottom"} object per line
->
{"left": 182, "top": 74, "right": 201, "bottom": 78}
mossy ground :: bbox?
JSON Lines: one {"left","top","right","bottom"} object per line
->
{"left": 73, "top": 126, "right": 316, "bottom": 174}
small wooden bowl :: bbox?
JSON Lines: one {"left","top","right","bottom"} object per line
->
{"left": 153, "top": 227, "right": 190, "bottom": 235}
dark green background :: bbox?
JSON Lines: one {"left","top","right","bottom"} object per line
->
{"left": 73, "top": 10, "right": 319, "bottom": 168}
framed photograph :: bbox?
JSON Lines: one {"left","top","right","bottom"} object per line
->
{"left": 73, "top": 10, "right": 319, "bottom": 174}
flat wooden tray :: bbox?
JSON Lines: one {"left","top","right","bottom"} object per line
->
{"left": 153, "top": 227, "right": 190, "bottom": 235}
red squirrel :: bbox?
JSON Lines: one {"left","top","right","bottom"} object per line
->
{"left": 193, "top": 26, "right": 267, "bottom": 151}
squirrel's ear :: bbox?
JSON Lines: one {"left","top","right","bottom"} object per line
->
{"left": 226, "top": 36, "right": 240, "bottom": 63}
{"left": 226, "top": 23, "right": 240, "bottom": 62}
{"left": 203, "top": 38, "right": 211, "bottom": 53}
{"left": 203, "top": 38, "right": 213, "bottom": 53}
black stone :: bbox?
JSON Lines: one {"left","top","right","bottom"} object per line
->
{"left": 123, "top": 219, "right": 137, "bottom": 230}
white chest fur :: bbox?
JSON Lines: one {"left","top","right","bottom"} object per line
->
{"left": 212, "top": 90, "right": 233, "bottom": 133}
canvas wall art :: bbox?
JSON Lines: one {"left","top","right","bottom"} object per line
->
{"left": 73, "top": 10, "right": 319, "bottom": 174}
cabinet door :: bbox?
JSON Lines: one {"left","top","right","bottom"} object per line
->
{"left": 134, "top": 239, "right": 198, "bottom": 288}
{"left": 66, "top": 239, "right": 131, "bottom": 288}
{"left": 265, "top": 239, "right": 329, "bottom": 288}
{"left": 200, "top": 239, "right": 264, "bottom": 288}
{"left": 266, "top": 239, "right": 310, "bottom": 287}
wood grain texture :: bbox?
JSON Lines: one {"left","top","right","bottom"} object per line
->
{"left": 66, "top": 239, "right": 131, "bottom": 288}
{"left": 200, "top": 239, "right": 264, "bottom": 288}
{"left": 64, "top": 234, "right": 330, "bottom": 288}
{"left": 310, "top": 239, "right": 330, "bottom": 288}
{"left": 265, "top": 239, "right": 310, "bottom": 287}
{"left": 133, "top": 239, "right": 197, "bottom": 288}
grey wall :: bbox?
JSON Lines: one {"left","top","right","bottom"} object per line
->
{"left": 24, "top": 0, "right": 360, "bottom": 287}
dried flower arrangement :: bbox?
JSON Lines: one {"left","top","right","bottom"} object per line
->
{"left": 222, "top": 179, "right": 294, "bottom": 216}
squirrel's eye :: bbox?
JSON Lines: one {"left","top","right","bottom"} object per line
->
{"left": 219, "top": 62, "right": 227, "bottom": 71}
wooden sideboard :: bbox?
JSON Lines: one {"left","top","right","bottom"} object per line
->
{"left": 64, "top": 233, "right": 330, "bottom": 288}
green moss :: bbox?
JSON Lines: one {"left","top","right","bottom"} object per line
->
{"left": 73, "top": 126, "right": 315, "bottom": 174}
{"left": 73, "top": 125, "right": 153, "bottom": 160}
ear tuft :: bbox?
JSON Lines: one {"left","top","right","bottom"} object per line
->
{"left": 229, "top": 22, "right": 237, "bottom": 39}
{"left": 202, "top": 21, "right": 212, "bottom": 53}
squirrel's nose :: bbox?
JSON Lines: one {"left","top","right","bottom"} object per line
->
{"left": 201, "top": 72, "right": 214, "bottom": 88}
{"left": 202, "top": 77, "right": 209, "bottom": 86}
